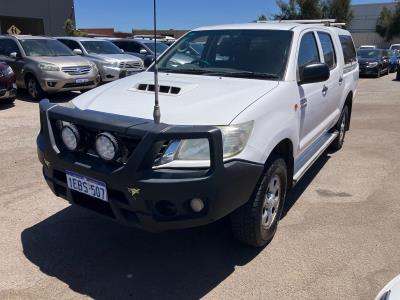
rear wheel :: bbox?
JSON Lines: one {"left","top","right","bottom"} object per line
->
{"left": 330, "top": 105, "right": 349, "bottom": 151}
{"left": 26, "top": 76, "right": 45, "bottom": 101}
{"left": 1, "top": 97, "right": 15, "bottom": 105}
{"left": 230, "top": 157, "right": 288, "bottom": 247}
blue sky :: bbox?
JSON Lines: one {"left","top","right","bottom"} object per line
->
{"left": 75, "top": 0, "right": 394, "bottom": 31}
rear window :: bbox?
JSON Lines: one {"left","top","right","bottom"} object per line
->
{"left": 339, "top": 35, "right": 356, "bottom": 65}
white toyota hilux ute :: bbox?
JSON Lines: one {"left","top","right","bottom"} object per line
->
{"left": 37, "top": 22, "right": 358, "bottom": 247}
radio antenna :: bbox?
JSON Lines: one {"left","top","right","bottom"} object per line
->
{"left": 152, "top": 0, "right": 161, "bottom": 124}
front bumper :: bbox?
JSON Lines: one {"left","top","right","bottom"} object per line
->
{"left": 37, "top": 100, "right": 263, "bottom": 231}
{"left": 0, "top": 84, "right": 17, "bottom": 100}
{"left": 99, "top": 66, "right": 144, "bottom": 82}
{"left": 359, "top": 65, "right": 379, "bottom": 74}
{"left": 38, "top": 70, "right": 100, "bottom": 93}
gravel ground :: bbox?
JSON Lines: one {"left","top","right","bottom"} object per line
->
{"left": 0, "top": 73, "right": 399, "bottom": 300}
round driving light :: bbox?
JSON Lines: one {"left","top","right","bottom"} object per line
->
{"left": 190, "top": 198, "right": 205, "bottom": 213}
{"left": 61, "top": 124, "right": 80, "bottom": 151}
{"left": 95, "top": 132, "right": 119, "bottom": 161}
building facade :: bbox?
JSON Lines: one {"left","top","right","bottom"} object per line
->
{"left": 0, "top": 0, "right": 75, "bottom": 36}
{"left": 348, "top": 2, "right": 399, "bottom": 48}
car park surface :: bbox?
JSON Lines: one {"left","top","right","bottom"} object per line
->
{"left": 0, "top": 70, "right": 400, "bottom": 299}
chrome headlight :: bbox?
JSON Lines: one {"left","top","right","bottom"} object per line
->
{"left": 61, "top": 123, "right": 80, "bottom": 151}
{"left": 5, "top": 66, "right": 14, "bottom": 76}
{"left": 154, "top": 121, "right": 253, "bottom": 167}
{"left": 38, "top": 63, "right": 60, "bottom": 71}
{"left": 103, "top": 61, "right": 119, "bottom": 68}
{"left": 367, "top": 62, "right": 378, "bottom": 67}
{"left": 95, "top": 132, "right": 119, "bottom": 161}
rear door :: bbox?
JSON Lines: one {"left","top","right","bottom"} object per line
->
{"left": 316, "top": 30, "right": 342, "bottom": 128}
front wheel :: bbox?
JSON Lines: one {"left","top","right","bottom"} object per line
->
{"left": 230, "top": 157, "right": 288, "bottom": 247}
{"left": 26, "top": 76, "right": 45, "bottom": 101}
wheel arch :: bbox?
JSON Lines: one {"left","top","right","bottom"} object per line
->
{"left": 267, "top": 138, "right": 294, "bottom": 189}
{"left": 344, "top": 91, "right": 353, "bottom": 131}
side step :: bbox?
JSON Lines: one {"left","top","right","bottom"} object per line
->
{"left": 293, "top": 131, "right": 338, "bottom": 184}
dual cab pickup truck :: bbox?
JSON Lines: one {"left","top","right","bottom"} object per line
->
{"left": 37, "top": 22, "right": 358, "bottom": 247}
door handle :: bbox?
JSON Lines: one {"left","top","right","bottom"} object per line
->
{"left": 322, "top": 85, "right": 328, "bottom": 96}
{"left": 300, "top": 98, "right": 307, "bottom": 108}
{"left": 339, "top": 77, "right": 343, "bottom": 85}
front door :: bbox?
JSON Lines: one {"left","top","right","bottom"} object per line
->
{"left": 297, "top": 31, "right": 330, "bottom": 152}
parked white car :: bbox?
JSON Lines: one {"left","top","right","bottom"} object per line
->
{"left": 37, "top": 22, "right": 358, "bottom": 247}
{"left": 57, "top": 37, "right": 144, "bottom": 82}
{"left": 389, "top": 43, "right": 400, "bottom": 51}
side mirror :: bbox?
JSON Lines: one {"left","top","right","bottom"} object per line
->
{"left": 9, "top": 52, "right": 20, "bottom": 59}
{"left": 120, "top": 49, "right": 124, "bottom": 53}
{"left": 73, "top": 49, "right": 83, "bottom": 55}
{"left": 299, "top": 63, "right": 330, "bottom": 85}
{"left": 140, "top": 49, "right": 148, "bottom": 55}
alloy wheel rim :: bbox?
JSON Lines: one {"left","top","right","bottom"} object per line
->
{"left": 262, "top": 174, "right": 281, "bottom": 229}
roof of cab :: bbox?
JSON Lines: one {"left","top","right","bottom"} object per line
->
{"left": 55, "top": 36, "right": 100, "bottom": 42}
{"left": 0, "top": 35, "right": 55, "bottom": 40}
{"left": 193, "top": 22, "right": 352, "bottom": 35}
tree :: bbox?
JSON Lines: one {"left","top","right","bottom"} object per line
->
{"left": 376, "top": 2, "right": 400, "bottom": 41}
{"left": 63, "top": 18, "right": 86, "bottom": 37}
{"left": 274, "top": 0, "right": 353, "bottom": 23}
{"left": 322, "top": 0, "right": 353, "bottom": 23}
{"left": 275, "top": 0, "right": 299, "bottom": 20}
{"left": 258, "top": 14, "right": 268, "bottom": 21}
{"left": 297, "top": 0, "right": 323, "bottom": 19}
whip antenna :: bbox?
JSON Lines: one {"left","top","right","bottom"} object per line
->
{"left": 152, "top": 0, "right": 161, "bottom": 124}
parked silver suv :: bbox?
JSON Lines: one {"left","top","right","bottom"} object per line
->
{"left": 57, "top": 37, "right": 144, "bottom": 82}
{"left": 0, "top": 35, "right": 99, "bottom": 100}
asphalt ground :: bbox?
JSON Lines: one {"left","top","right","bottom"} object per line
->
{"left": 0, "top": 73, "right": 399, "bottom": 299}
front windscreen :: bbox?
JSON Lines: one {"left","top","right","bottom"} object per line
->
{"left": 155, "top": 29, "right": 293, "bottom": 80}
{"left": 20, "top": 39, "right": 74, "bottom": 57}
{"left": 81, "top": 40, "right": 123, "bottom": 55}
{"left": 357, "top": 49, "right": 381, "bottom": 59}
{"left": 144, "top": 42, "right": 169, "bottom": 54}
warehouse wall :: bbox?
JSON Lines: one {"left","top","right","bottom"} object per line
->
{"left": 0, "top": 0, "right": 75, "bottom": 36}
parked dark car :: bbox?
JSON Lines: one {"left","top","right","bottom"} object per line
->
{"left": 357, "top": 48, "right": 390, "bottom": 77}
{"left": 388, "top": 50, "right": 399, "bottom": 72}
{"left": 111, "top": 39, "right": 169, "bottom": 67}
{"left": 0, "top": 62, "right": 16, "bottom": 104}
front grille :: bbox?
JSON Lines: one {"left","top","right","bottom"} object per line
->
{"left": 63, "top": 81, "right": 94, "bottom": 88}
{"left": 62, "top": 65, "right": 91, "bottom": 75}
{"left": 50, "top": 119, "right": 141, "bottom": 166}
{"left": 119, "top": 61, "right": 142, "bottom": 69}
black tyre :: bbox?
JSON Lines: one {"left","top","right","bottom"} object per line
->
{"left": 26, "top": 76, "right": 45, "bottom": 101}
{"left": 1, "top": 97, "right": 15, "bottom": 105}
{"left": 230, "top": 156, "right": 288, "bottom": 247}
{"left": 375, "top": 68, "right": 381, "bottom": 78}
{"left": 330, "top": 105, "right": 349, "bottom": 151}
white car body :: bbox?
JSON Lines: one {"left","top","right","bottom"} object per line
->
{"left": 72, "top": 23, "right": 358, "bottom": 169}
{"left": 359, "top": 45, "right": 377, "bottom": 49}
{"left": 389, "top": 44, "right": 400, "bottom": 51}
{"left": 37, "top": 22, "right": 359, "bottom": 245}
{"left": 375, "top": 274, "right": 400, "bottom": 300}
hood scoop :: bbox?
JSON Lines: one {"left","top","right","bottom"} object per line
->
{"left": 136, "top": 83, "right": 181, "bottom": 95}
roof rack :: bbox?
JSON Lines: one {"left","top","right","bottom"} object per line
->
{"left": 256, "top": 19, "right": 346, "bottom": 27}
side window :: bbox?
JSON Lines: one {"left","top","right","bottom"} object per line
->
{"left": 298, "top": 32, "right": 320, "bottom": 74}
{"left": 68, "top": 40, "right": 81, "bottom": 51}
{"left": 317, "top": 32, "right": 336, "bottom": 69}
{"left": 339, "top": 35, "right": 356, "bottom": 65}
{"left": 0, "top": 39, "right": 20, "bottom": 56}
{"left": 130, "top": 42, "right": 142, "bottom": 53}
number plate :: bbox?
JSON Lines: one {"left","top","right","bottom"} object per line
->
{"left": 66, "top": 171, "right": 108, "bottom": 202}
{"left": 76, "top": 78, "right": 89, "bottom": 84}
